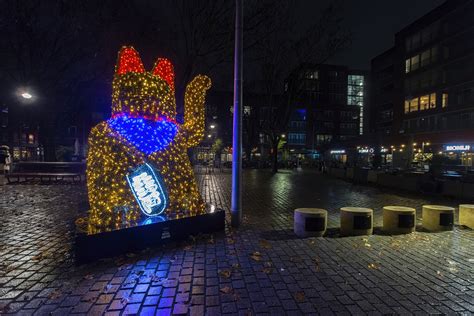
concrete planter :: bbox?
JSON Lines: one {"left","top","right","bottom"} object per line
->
{"left": 422, "top": 205, "right": 455, "bottom": 232}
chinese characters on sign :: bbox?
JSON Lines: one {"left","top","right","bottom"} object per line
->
{"left": 126, "top": 163, "right": 168, "bottom": 216}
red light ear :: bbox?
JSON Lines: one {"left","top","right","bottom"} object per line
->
{"left": 153, "top": 58, "right": 175, "bottom": 91}
{"left": 115, "top": 46, "right": 145, "bottom": 75}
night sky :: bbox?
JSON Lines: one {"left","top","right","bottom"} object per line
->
{"left": 297, "top": 0, "right": 445, "bottom": 70}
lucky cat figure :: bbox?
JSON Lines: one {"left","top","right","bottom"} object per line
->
{"left": 86, "top": 46, "right": 211, "bottom": 232}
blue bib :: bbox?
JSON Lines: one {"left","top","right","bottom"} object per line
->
{"left": 108, "top": 115, "right": 178, "bottom": 155}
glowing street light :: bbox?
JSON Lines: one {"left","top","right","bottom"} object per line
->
{"left": 210, "top": 124, "right": 216, "bottom": 129}
{"left": 21, "top": 92, "right": 32, "bottom": 99}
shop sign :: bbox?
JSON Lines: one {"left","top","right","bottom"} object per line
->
{"left": 358, "top": 148, "right": 374, "bottom": 154}
{"left": 445, "top": 145, "right": 471, "bottom": 151}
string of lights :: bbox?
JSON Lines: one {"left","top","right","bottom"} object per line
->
{"left": 86, "top": 46, "right": 211, "bottom": 233}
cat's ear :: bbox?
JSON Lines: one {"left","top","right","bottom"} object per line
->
{"left": 115, "top": 46, "right": 145, "bottom": 75}
{"left": 152, "top": 58, "right": 175, "bottom": 91}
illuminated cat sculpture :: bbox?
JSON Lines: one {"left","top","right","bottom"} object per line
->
{"left": 86, "top": 46, "right": 211, "bottom": 232}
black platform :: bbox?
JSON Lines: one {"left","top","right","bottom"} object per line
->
{"left": 75, "top": 209, "right": 225, "bottom": 264}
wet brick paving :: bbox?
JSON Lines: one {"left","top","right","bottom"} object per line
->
{"left": 0, "top": 170, "right": 473, "bottom": 315}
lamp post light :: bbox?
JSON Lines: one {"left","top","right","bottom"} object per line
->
{"left": 21, "top": 92, "right": 33, "bottom": 99}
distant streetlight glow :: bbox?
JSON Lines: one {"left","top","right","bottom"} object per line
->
{"left": 21, "top": 92, "right": 32, "bottom": 99}
{"left": 207, "top": 134, "right": 212, "bottom": 138}
{"left": 210, "top": 124, "right": 216, "bottom": 129}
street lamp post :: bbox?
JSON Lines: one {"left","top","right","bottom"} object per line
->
{"left": 231, "top": 0, "right": 243, "bottom": 227}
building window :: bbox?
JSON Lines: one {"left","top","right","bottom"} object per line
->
{"left": 28, "top": 134, "right": 35, "bottom": 144}
{"left": 442, "top": 93, "right": 448, "bottom": 108}
{"left": 410, "top": 97, "right": 419, "bottom": 112}
{"left": 430, "top": 93, "right": 436, "bottom": 108}
{"left": 288, "top": 132, "right": 306, "bottom": 145}
{"left": 421, "top": 50, "right": 430, "bottom": 67}
{"left": 323, "top": 122, "right": 334, "bottom": 129}
{"left": 420, "top": 95, "right": 429, "bottom": 110}
{"left": 431, "top": 46, "right": 438, "bottom": 62}
{"left": 347, "top": 75, "right": 365, "bottom": 135}
{"left": 316, "top": 134, "right": 332, "bottom": 145}
{"left": 443, "top": 46, "right": 449, "bottom": 59}
{"left": 410, "top": 55, "right": 419, "bottom": 71}
{"left": 405, "top": 92, "right": 439, "bottom": 114}
{"left": 305, "top": 70, "right": 318, "bottom": 79}
{"left": 405, "top": 59, "right": 410, "bottom": 73}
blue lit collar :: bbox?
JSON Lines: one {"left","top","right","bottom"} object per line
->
{"left": 107, "top": 114, "right": 178, "bottom": 155}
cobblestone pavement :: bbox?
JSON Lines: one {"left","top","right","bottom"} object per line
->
{"left": 0, "top": 170, "right": 473, "bottom": 315}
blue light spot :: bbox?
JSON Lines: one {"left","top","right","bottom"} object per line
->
{"left": 108, "top": 115, "right": 178, "bottom": 155}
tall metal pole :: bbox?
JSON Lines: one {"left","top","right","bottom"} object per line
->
{"left": 231, "top": 0, "right": 243, "bottom": 227}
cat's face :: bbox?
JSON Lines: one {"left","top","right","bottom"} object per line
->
{"left": 111, "top": 47, "right": 176, "bottom": 121}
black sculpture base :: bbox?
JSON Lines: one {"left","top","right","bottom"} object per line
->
{"left": 75, "top": 209, "right": 225, "bottom": 264}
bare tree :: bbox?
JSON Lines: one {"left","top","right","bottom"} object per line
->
{"left": 0, "top": 0, "right": 122, "bottom": 160}
{"left": 249, "top": 1, "right": 352, "bottom": 172}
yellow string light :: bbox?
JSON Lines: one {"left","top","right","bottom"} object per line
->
{"left": 85, "top": 46, "right": 211, "bottom": 233}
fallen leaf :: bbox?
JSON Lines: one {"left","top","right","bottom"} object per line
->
{"left": 231, "top": 263, "right": 241, "bottom": 270}
{"left": 262, "top": 267, "right": 273, "bottom": 274}
{"left": 232, "top": 292, "right": 241, "bottom": 301}
{"left": 120, "top": 296, "right": 130, "bottom": 305}
{"left": 103, "top": 284, "right": 112, "bottom": 293}
{"left": 48, "top": 289, "right": 61, "bottom": 300}
{"left": 250, "top": 252, "right": 262, "bottom": 262}
{"left": 259, "top": 240, "right": 272, "bottom": 249}
{"left": 220, "top": 286, "right": 233, "bottom": 294}
{"left": 83, "top": 274, "right": 94, "bottom": 280}
{"left": 294, "top": 291, "right": 305, "bottom": 303}
{"left": 367, "top": 263, "right": 378, "bottom": 269}
{"left": 313, "top": 258, "right": 320, "bottom": 272}
{"left": 219, "top": 269, "right": 232, "bottom": 279}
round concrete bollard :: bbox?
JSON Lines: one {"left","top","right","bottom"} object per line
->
{"left": 294, "top": 208, "right": 327, "bottom": 238}
{"left": 382, "top": 206, "right": 416, "bottom": 234}
{"left": 422, "top": 205, "right": 455, "bottom": 231}
{"left": 459, "top": 204, "right": 474, "bottom": 229}
{"left": 340, "top": 207, "right": 373, "bottom": 236}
